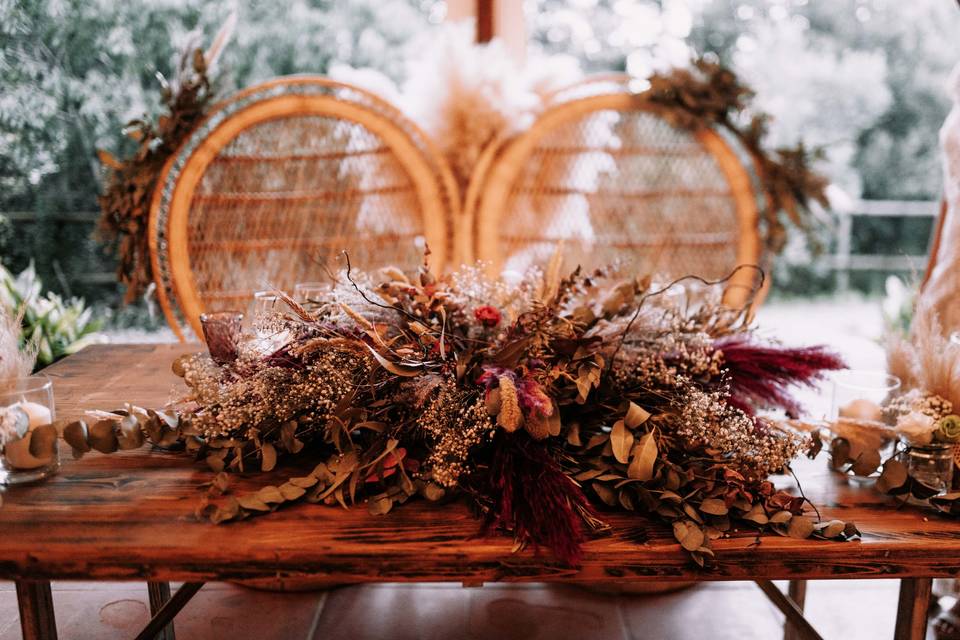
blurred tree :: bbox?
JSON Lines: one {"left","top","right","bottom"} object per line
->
{"left": 0, "top": 0, "right": 440, "bottom": 313}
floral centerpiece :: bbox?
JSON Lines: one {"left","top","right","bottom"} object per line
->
{"left": 61, "top": 257, "right": 855, "bottom": 566}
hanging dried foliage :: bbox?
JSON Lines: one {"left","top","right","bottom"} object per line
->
{"left": 645, "top": 58, "right": 831, "bottom": 253}
{"left": 96, "top": 24, "right": 231, "bottom": 302}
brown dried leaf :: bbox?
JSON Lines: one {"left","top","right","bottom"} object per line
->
{"left": 627, "top": 432, "right": 657, "bottom": 481}
{"left": 610, "top": 420, "right": 633, "bottom": 464}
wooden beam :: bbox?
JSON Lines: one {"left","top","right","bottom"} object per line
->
{"left": 477, "top": 0, "right": 494, "bottom": 43}
{"left": 894, "top": 578, "right": 932, "bottom": 640}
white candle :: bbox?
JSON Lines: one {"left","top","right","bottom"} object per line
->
{"left": 838, "top": 398, "right": 883, "bottom": 423}
{"left": 14, "top": 400, "right": 52, "bottom": 430}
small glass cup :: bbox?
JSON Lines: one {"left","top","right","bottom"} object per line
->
{"left": 904, "top": 442, "right": 954, "bottom": 496}
{"left": 0, "top": 375, "right": 58, "bottom": 485}
{"left": 293, "top": 282, "right": 329, "bottom": 306}
{"left": 829, "top": 370, "right": 901, "bottom": 480}
{"left": 252, "top": 291, "right": 283, "bottom": 333}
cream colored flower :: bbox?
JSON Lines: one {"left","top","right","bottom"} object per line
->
{"left": 896, "top": 411, "right": 936, "bottom": 446}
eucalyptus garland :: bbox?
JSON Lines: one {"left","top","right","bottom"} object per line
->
{"left": 56, "top": 257, "right": 858, "bottom": 567}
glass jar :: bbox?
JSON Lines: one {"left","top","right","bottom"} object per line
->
{"left": 293, "top": 282, "right": 328, "bottom": 307}
{"left": 829, "top": 370, "right": 901, "bottom": 480}
{"left": 0, "top": 375, "right": 58, "bottom": 485}
{"left": 905, "top": 442, "right": 954, "bottom": 496}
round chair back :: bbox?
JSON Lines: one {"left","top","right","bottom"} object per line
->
{"left": 149, "top": 76, "right": 459, "bottom": 340}
{"left": 471, "top": 89, "right": 762, "bottom": 308}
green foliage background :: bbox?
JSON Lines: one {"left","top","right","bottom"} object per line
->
{"left": 1, "top": 0, "right": 958, "bottom": 320}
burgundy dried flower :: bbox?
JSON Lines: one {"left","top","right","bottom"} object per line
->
{"left": 474, "top": 305, "right": 501, "bottom": 328}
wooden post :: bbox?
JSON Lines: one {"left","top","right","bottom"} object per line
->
{"left": 784, "top": 580, "right": 808, "bottom": 640}
{"left": 894, "top": 578, "right": 932, "bottom": 640}
{"left": 476, "top": 0, "right": 494, "bottom": 43}
{"left": 148, "top": 582, "right": 176, "bottom": 640}
{"left": 16, "top": 580, "right": 57, "bottom": 640}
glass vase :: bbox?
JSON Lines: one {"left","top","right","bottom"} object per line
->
{"left": 904, "top": 442, "right": 954, "bottom": 496}
{"left": 0, "top": 375, "right": 59, "bottom": 485}
{"left": 829, "top": 370, "right": 901, "bottom": 481}
{"left": 200, "top": 311, "right": 243, "bottom": 366}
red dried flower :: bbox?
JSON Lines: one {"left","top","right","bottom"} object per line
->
{"left": 474, "top": 305, "right": 501, "bottom": 328}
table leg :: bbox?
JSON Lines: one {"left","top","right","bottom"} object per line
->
{"left": 135, "top": 582, "right": 204, "bottom": 640}
{"left": 894, "top": 577, "right": 932, "bottom": 640}
{"left": 755, "top": 580, "right": 824, "bottom": 640}
{"left": 147, "top": 582, "right": 176, "bottom": 640}
{"left": 784, "top": 580, "right": 808, "bottom": 640}
{"left": 16, "top": 580, "right": 57, "bottom": 640}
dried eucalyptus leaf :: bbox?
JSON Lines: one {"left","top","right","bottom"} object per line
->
{"left": 260, "top": 442, "right": 277, "bottom": 472}
{"left": 849, "top": 448, "right": 882, "bottom": 477}
{"left": 257, "top": 485, "right": 285, "bottom": 504}
{"left": 210, "top": 498, "right": 240, "bottom": 524}
{"left": 368, "top": 495, "right": 393, "bottom": 515}
{"left": 680, "top": 523, "right": 705, "bottom": 552}
{"left": 288, "top": 475, "right": 320, "bottom": 489}
{"left": 28, "top": 424, "right": 58, "bottom": 459}
{"left": 877, "top": 459, "right": 909, "bottom": 494}
{"left": 770, "top": 510, "right": 793, "bottom": 524}
{"left": 830, "top": 438, "right": 851, "bottom": 470}
{"left": 816, "top": 520, "right": 846, "bottom": 539}
{"left": 567, "top": 421, "right": 582, "bottom": 447}
{"left": 422, "top": 482, "right": 446, "bottom": 502}
{"left": 62, "top": 420, "right": 90, "bottom": 453}
{"left": 237, "top": 494, "right": 271, "bottom": 512}
{"left": 624, "top": 402, "right": 651, "bottom": 429}
{"left": 610, "top": 420, "right": 633, "bottom": 464}
{"left": 279, "top": 483, "right": 306, "bottom": 501}
{"left": 742, "top": 503, "right": 769, "bottom": 525}
{"left": 699, "top": 498, "right": 728, "bottom": 516}
{"left": 592, "top": 482, "right": 617, "bottom": 506}
{"left": 117, "top": 414, "right": 145, "bottom": 450}
{"left": 627, "top": 432, "right": 657, "bottom": 481}
{"left": 88, "top": 420, "right": 119, "bottom": 454}
{"left": 787, "top": 515, "right": 814, "bottom": 539}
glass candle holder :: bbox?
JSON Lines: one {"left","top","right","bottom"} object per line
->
{"left": 829, "top": 370, "right": 901, "bottom": 479}
{"left": 252, "top": 291, "right": 284, "bottom": 335}
{"left": 0, "top": 375, "right": 58, "bottom": 485}
{"left": 904, "top": 442, "right": 954, "bottom": 496}
{"left": 293, "top": 282, "right": 329, "bottom": 306}
{"left": 200, "top": 311, "right": 243, "bottom": 366}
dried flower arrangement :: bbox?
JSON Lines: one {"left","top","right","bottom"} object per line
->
{"left": 868, "top": 301, "right": 960, "bottom": 509}
{"left": 58, "top": 255, "right": 856, "bottom": 567}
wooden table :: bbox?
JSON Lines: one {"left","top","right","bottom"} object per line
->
{"left": 2, "top": 344, "right": 958, "bottom": 640}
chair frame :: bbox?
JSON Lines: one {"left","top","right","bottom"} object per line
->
{"left": 148, "top": 76, "right": 461, "bottom": 340}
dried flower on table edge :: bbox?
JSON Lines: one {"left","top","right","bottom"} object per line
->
{"left": 47, "top": 256, "right": 863, "bottom": 568}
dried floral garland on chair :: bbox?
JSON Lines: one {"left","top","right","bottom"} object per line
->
{"left": 60, "top": 256, "right": 855, "bottom": 567}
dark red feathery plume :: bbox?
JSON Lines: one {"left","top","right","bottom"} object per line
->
{"left": 483, "top": 432, "right": 593, "bottom": 567}
{"left": 714, "top": 336, "right": 846, "bottom": 418}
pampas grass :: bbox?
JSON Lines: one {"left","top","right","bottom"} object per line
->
{"left": 885, "top": 299, "right": 960, "bottom": 408}
{"left": 331, "top": 22, "right": 582, "bottom": 195}
{"left": 0, "top": 306, "right": 36, "bottom": 391}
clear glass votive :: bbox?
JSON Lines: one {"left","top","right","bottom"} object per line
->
{"left": 831, "top": 370, "right": 901, "bottom": 425}
{"left": 904, "top": 442, "right": 954, "bottom": 496}
{"left": 830, "top": 370, "right": 901, "bottom": 479}
{"left": 200, "top": 311, "right": 243, "bottom": 366}
{"left": 252, "top": 291, "right": 283, "bottom": 334}
{"left": 293, "top": 282, "right": 329, "bottom": 305}
{"left": 0, "top": 375, "right": 58, "bottom": 485}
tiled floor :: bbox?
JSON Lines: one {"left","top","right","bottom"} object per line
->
{"left": 0, "top": 579, "right": 937, "bottom": 639}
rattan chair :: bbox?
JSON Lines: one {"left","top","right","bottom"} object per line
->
{"left": 148, "top": 76, "right": 461, "bottom": 340}
{"left": 469, "top": 83, "right": 763, "bottom": 308}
